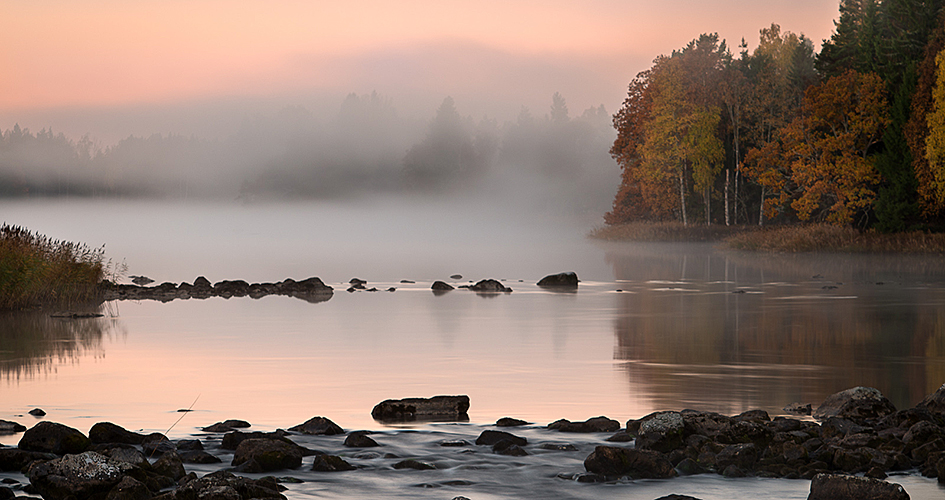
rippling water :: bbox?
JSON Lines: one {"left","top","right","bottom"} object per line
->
{"left": 1, "top": 199, "right": 944, "bottom": 498}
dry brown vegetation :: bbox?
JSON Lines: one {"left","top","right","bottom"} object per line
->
{"left": 591, "top": 222, "right": 945, "bottom": 253}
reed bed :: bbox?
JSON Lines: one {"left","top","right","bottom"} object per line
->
{"left": 0, "top": 224, "right": 106, "bottom": 310}
{"left": 589, "top": 221, "right": 753, "bottom": 242}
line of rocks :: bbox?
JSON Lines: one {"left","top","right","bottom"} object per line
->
{"left": 101, "top": 276, "right": 334, "bottom": 303}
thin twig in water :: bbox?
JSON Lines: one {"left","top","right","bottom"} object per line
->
{"left": 149, "top": 394, "right": 200, "bottom": 458}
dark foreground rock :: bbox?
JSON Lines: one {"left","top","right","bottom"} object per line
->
{"left": 89, "top": 422, "right": 149, "bottom": 445}
{"left": 0, "top": 448, "right": 58, "bottom": 471}
{"left": 19, "top": 421, "right": 90, "bottom": 455}
{"left": 808, "top": 473, "right": 910, "bottom": 500}
{"left": 548, "top": 416, "right": 620, "bottom": 433}
{"left": 813, "top": 386, "right": 897, "bottom": 424}
{"left": 0, "top": 420, "right": 26, "bottom": 435}
{"left": 537, "top": 271, "right": 579, "bottom": 289}
{"left": 103, "top": 276, "right": 333, "bottom": 304}
{"left": 475, "top": 430, "right": 526, "bottom": 446}
{"left": 232, "top": 438, "right": 303, "bottom": 472}
{"left": 153, "top": 470, "right": 285, "bottom": 500}
{"left": 372, "top": 395, "right": 470, "bottom": 422}
{"left": 27, "top": 451, "right": 136, "bottom": 500}
{"left": 287, "top": 417, "right": 344, "bottom": 435}
{"left": 431, "top": 280, "right": 454, "bottom": 292}
{"left": 202, "top": 419, "right": 251, "bottom": 433}
{"left": 583, "top": 446, "right": 676, "bottom": 479}
{"left": 465, "top": 279, "right": 512, "bottom": 293}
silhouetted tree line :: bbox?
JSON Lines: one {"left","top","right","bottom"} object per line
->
{"left": 0, "top": 92, "right": 616, "bottom": 212}
{"left": 607, "top": 0, "right": 945, "bottom": 231}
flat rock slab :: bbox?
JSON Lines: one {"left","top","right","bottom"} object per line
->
{"left": 372, "top": 395, "right": 470, "bottom": 422}
{"left": 808, "top": 473, "right": 910, "bottom": 500}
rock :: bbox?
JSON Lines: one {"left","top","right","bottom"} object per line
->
{"left": 27, "top": 451, "right": 135, "bottom": 500}
{"left": 192, "top": 276, "right": 211, "bottom": 288}
{"left": 232, "top": 439, "right": 303, "bottom": 472}
{"left": 537, "top": 272, "right": 579, "bottom": 289}
{"left": 917, "top": 383, "right": 945, "bottom": 420}
{"left": 220, "top": 430, "right": 301, "bottom": 451}
{"left": 311, "top": 455, "right": 355, "bottom": 472}
{"left": 152, "top": 451, "right": 185, "bottom": 480}
{"left": 583, "top": 446, "right": 676, "bottom": 479}
{"left": 813, "top": 387, "right": 897, "bottom": 424}
{"left": 18, "top": 421, "right": 90, "bottom": 455}
{"left": 475, "top": 430, "right": 526, "bottom": 446}
{"left": 785, "top": 402, "right": 813, "bottom": 415}
{"left": 344, "top": 431, "right": 379, "bottom": 448}
{"left": 288, "top": 417, "right": 344, "bottom": 435}
{"left": 104, "top": 476, "right": 151, "bottom": 500}
{"left": 654, "top": 496, "right": 702, "bottom": 500}
{"left": 152, "top": 470, "right": 285, "bottom": 499}
{"left": 0, "top": 448, "right": 58, "bottom": 471}
{"left": 492, "top": 440, "right": 528, "bottom": 456}
{"left": 130, "top": 276, "right": 154, "bottom": 286}
{"left": 178, "top": 450, "right": 222, "bottom": 464}
{"left": 636, "top": 412, "right": 685, "bottom": 453}
{"left": 175, "top": 439, "right": 203, "bottom": 451}
{"left": 431, "top": 281, "right": 454, "bottom": 291}
{"left": 202, "top": 420, "right": 251, "bottom": 433}
{"left": 28, "top": 409, "right": 45, "bottom": 417}
{"left": 450, "top": 274, "right": 463, "bottom": 280}
{"left": 0, "top": 420, "right": 26, "bottom": 435}
{"left": 468, "top": 279, "right": 511, "bottom": 293}
{"left": 371, "top": 395, "right": 469, "bottom": 422}
{"left": 141, "top": 436, "right": 175, "bottom": 456}
{"left": 89, "top": 422, "right": 148, "bottom": 445}
{"left": 496, "top": 417, "right": 528, "bottom": 427}
{"left": 715, "top": 443, "right": 759, "bottom": 471}
{"left": 96, "top": 446, "right": 148, "bottom": 467}
{"left": 392, "top": 459, "right": 435, "bottom": 470}
{"left": 606, "top": 431, "right": 633, "bottom": 442}
{"left": 808, "top": 473, "right": 909, "bottom": 500}
{"left": 539, "top": 443, "right": 578, "bottom": 451}
{"left": 547, "top": 416, "right": 620, "bottom": 433}
{"left": 212, "top": 280, "right": 251, "bottom": 298}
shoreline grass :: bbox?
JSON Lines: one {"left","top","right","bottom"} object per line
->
{"left": 590, "top": 222, "right": 945, "bottom": 253}
{"left": 0, "top": 224, "right": 107, "bottom": 310}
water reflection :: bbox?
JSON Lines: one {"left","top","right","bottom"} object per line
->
{"left": 0, "top": 307, "right": 123, "bottom": 381}
{"left": 606, "top": 242, "right": 945, "bottom": 415}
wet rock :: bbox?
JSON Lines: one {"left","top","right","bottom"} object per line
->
{"left": 439, "top": 440, "right": 468, "bottom": 447}
{"left": 495, "top": 417, "right": 528, "bottom": 427}
{"left": 152, "top": 451, "right": 185, "bottom": 481}
{"left": 96, "top": 445, "right": 148, "bottom": 467}
{"left": 784, "top": 402, "right": 813, "bottom": 415}
{"left": 450, "top": 274, "right": 463, "bottom": 280}
{"left": 547, "top": 416, "right": 620, "bottom": 433}
{"left": 654, "top": 496, "right": 702, "bottom": 500}
{"left": 636, "top": 412, "right": 684, "bottom": 453}
{"left": 232, "top": 439, "right": 303, "bottom": 472}
{"left": 468, "top": 279, "right": 512, "bottom": 293}
{"left": 202, "top": 420, "right": 251, "bottom": 433}
{"left": 0, "top": 448, "right": 58, "bottom": 471}
{"left": 537, "top": 272, "right": 579, "bottom": 289}
{"left": 492, "top": 440, "right": 528, "bottom": 456}
{"left": 344, "top": 431, "right": 379, "bottom": 448}
{"left": 28, "top": 409, "right": 45, "bottom": 417}
{"left": 583, "top": 446, "right": 676, "bottom": 479}
{"left": 311, "top": 455, "right": 355, "bottom": 472}
{"left": 679, "top": 411, "right": 734, "bottom": 439}
{"left": 130, "top": 276, "right": 154, "bottom": 286}
{"left": 288, "top": 416, "right": 344, "bottom": 435}
{"left": 152, "top": 470, "right": 285, "bottom": 499}
{"left": 475, "top": 430, "right": 526, "bottom": 447}
{"left": 539, "top": 443, "right": 578, "bottom": 451}
{"left": 141, "top": 436, "right": 176, "bottom": 456}
{"left": 89, "top": 422, "right": 148, "bottom": 445}
{"left": 606, "top": 431, "right": 633, "bottom": 442}
{"left": 715, "top": 443, "right": 759, "bottom": 471}
{"left": 813, "top": 387, "right": 897, "bottom": 424}
{"left": 19, "top": 421, "right": 90, "bottom": 455}
{"left": 674, "top": 457, "right": 707, "bottom": 475}
{"left": 27, "top": 451, "right": 136, "bottom": 500}
{"left": 808, "top": 473, "right": 909, "bottom": 500}
{"left": 349, "top": 278, "right": 367, "bottom": 288}
{"left": 393, "top": 459, "right": 436, "bottom": 470}
{"left": 0, "top": 421, "right": 26, "bottom": 435}
{"left": 431, "top": 281, "right": 454, "bottom": 291}
{"left": 178, "top": 450, "right": 222, "bottom": 464}
{"left": 371, "top": 395, "right": 469, "bottom": 422}
{"left": 175, "top": 439, "right": 203, "bottom": 451}
{"left": 917, "top": 383, "right": 945, "bottom": 421}
{"left": 104, "top": 476, "right": 151, "bottom": 500}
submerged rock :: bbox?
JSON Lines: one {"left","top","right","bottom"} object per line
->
{"left": 344, "top": 431, "right": 379, "bottom": 448}
{"left": 547, "top": 416, "right": 620, "bottom": 433}
{"left": 537, "top": 272, "right": 579, "bottom": 289}
{"left": 372, "top": 395, "right": 470, "bottom": 422}
{"left": 475, "top": 430, "right": 526, "bottom": 447}
{"left": 232, "top": 439, "right": 303, "bottom": 472}
{"left": 583, "top": 446, "right": 676, "bottom": 479}
{"left": 311, "top": 455, "right": 355, "bottom": 472}
{"left": 814, "top": 387, "right": 897, "bottom": 423}
{"left": 467, "top": 279, "right": 512, "bottom": 293}
{"left": 431, "top": 281, "right": 454, "bottom": 292}
{"left": 288, "top": 417, "right": 344, "bottom": 436}
{"left": 495, "top": 417, "right": 528, "bottom": 427}
{"left": 808, "top": 473, "right": 909, "bottom": 500}
{"left": 202, "top": 419, "right": 251, "bottom": 433}
{"left": 0, "top": 420, "right": 26, "bottom": 435}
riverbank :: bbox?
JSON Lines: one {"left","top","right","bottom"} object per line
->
{"left": 590, "top": 222, "right": 945, "bottom": 253}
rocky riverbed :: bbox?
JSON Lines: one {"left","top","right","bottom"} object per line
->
{"left": 1, "top": 386, "right": 944, "bottom": 499}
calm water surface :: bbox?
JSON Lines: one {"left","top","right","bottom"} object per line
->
{"left": 1, "top": 199, "right": 944, "bottom": 499}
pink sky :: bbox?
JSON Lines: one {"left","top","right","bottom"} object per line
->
{"left": 1, "top": 0, "right": 839, "bottom": 136}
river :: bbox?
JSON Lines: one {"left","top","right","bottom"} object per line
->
{"left": 1, "top": 198, "right": 944, "bottom": 499}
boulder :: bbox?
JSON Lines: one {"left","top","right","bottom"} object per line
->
{"left": 202, "top": 420, "right": 251, "bottom": 433}
{"left": 232, "top": 438, "right": 303, "bottom": 472}
{"left": 103, "top": 476, "right": 151, "bottom": 500}
{"left": 392, "top": 459, "right": 436, "bottom": 470}
{"left": 548, "top": 416, "right": 620, "bottom": 433}
{"left": 431, "top": 281, "right": 454, "bottom": 292}
{"left": 0, "top": 420, "right": 26, "bottom": 435}
{"left": 89, "top": 422, "right": 148, "bottom": 445}
{"left": 537, "top": 272, "right": 579, "bottom": 289}
{"left": 917, "top": 383, "right": 945, "bottom": 421}
{"left": 492, "top": 440, "right": 528, "bottom": 456}
{"left": 151, "top": 470, "right": 285, "bottom": 499}
{"left": 26, "top": 451, "right": 136, "bottom": 500}
{"left": 496, "top": 417, "right": 528, "bottom": 427}
{"left": 475, "top": 430, "right": 526, "bottom": 447}
{"left": 212, "top": 280, "right": 251, "bottom": 298}
{"left": 28, "top": 408, "right": 46, "bottom": 417}
{"left": 372, "top": 395, "right": 470, "bottom": 422}
{"left": 0, "top": 448, "right": 58, "bottom": 471}
{"left": 808, "top": 473, "right": 910, "bottom": 500}
{"left": 152, "top": 451, "right": 185, "bottom": 481}
{"left": 344, "top": 431, "right": 379, "bottom": 448}
{"left": 468, "top": 279, "right": 512, "bottom": 293}
{"left": 97, "top": 446, "right": 148, "bottom": 467}
{"left": 288, "top": 416, "right": 344, "bottom": 435}
{"left": 18, "top": 421, "right": 90, "bottom": 455}
{"left": 178, "top": 451, "right": 222, "bottom": 464}
{"left": 784, "top": 402, "right": 813, "bottom": 415}
{"left": 583, "top": 446, "right": 676, "bottom": 479}
{"left": 813, "top": 387, "right": 896, "bottom": 424}
{"left": 636, "top": 412, "right": 685, "bottom": 453}
{"left": 221, "top": 430, "right": 304, "bottom": 451}
{"left": 311, "top": 454, "right": 356, "bottom": 472}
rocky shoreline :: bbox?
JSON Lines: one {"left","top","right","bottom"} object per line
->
{"left": 1, "top": 386, "right": 944, "bottom": 499}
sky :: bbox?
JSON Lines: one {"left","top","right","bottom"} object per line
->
{"left": 1, "top": 0, "right": 841, "bottom": 142}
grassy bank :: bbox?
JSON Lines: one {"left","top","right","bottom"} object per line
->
{"left": 591, "top": 222, "right": 945, "bottom": 253}
{"left": 0, "top": 224, "right": 106, "bottom": 310}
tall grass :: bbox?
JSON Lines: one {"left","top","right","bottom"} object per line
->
{"left": 725, "top": 224, "right": 945, "bottom": 253}
{"left": 589, "top": 221, "right": 754, "bottom": 242}
{"left": 0, "top": 224, "right": 106, "bottom": 310}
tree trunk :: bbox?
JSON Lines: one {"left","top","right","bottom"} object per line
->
{"left": 724, "top": 169, "right": 730, "bottom": 226}
{"left": 758, "top": 186, "right": 765, "bottom": 226}
{"left": 678, "top": 170, "right": 688, "bottom": 226}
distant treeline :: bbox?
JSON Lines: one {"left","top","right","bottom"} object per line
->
{"left": 607, "top": 0, "right": 945, "bottom": 232}
{"left": 0, "top": 92, "right": 616, "bottom": 212}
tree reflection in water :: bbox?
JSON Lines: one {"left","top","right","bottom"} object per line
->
{"left": 0, "top": 305, "right": 122, "bottom": 381}
{"left": 605, "top": 242, "right": 945, "bottom": 416}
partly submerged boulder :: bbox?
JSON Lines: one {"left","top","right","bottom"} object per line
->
{"left": 814, "top": 387, "right": 897, "bottom": 424}
{"left": 27, "top": 451, "right": 136, "bottom": 500}
{"left": 287, "top": 417, "right": 344, "bottom": 436}
{"left": 18, "top": 421, "right": 90, "bottom": 455}
{"left": 537, "top": 272, "right": 579, "bottom": 289}
{"left": 808, "top": 473, "right": 910, "bottom": 500}
{"left": 372, "top": 395, "right": 470, "bottom": 422}
{"left": 231, "top": 438, "right": 303, "bottom": 472}
{"left": 88, "top": 422, "right": 148, "bottom": 445}
{"left": 583, "top": 446, "right": 676, "bottom": 479}
{"left": 547, "top": 416, "right": 620, "bottom": 433}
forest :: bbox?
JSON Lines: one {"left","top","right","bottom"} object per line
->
{"left": 606, "top": 0, "right": 945, "bottom": 232}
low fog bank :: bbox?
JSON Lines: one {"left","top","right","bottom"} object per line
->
{"left": 0, "top": 92, "right": 618, "bottom": 216}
